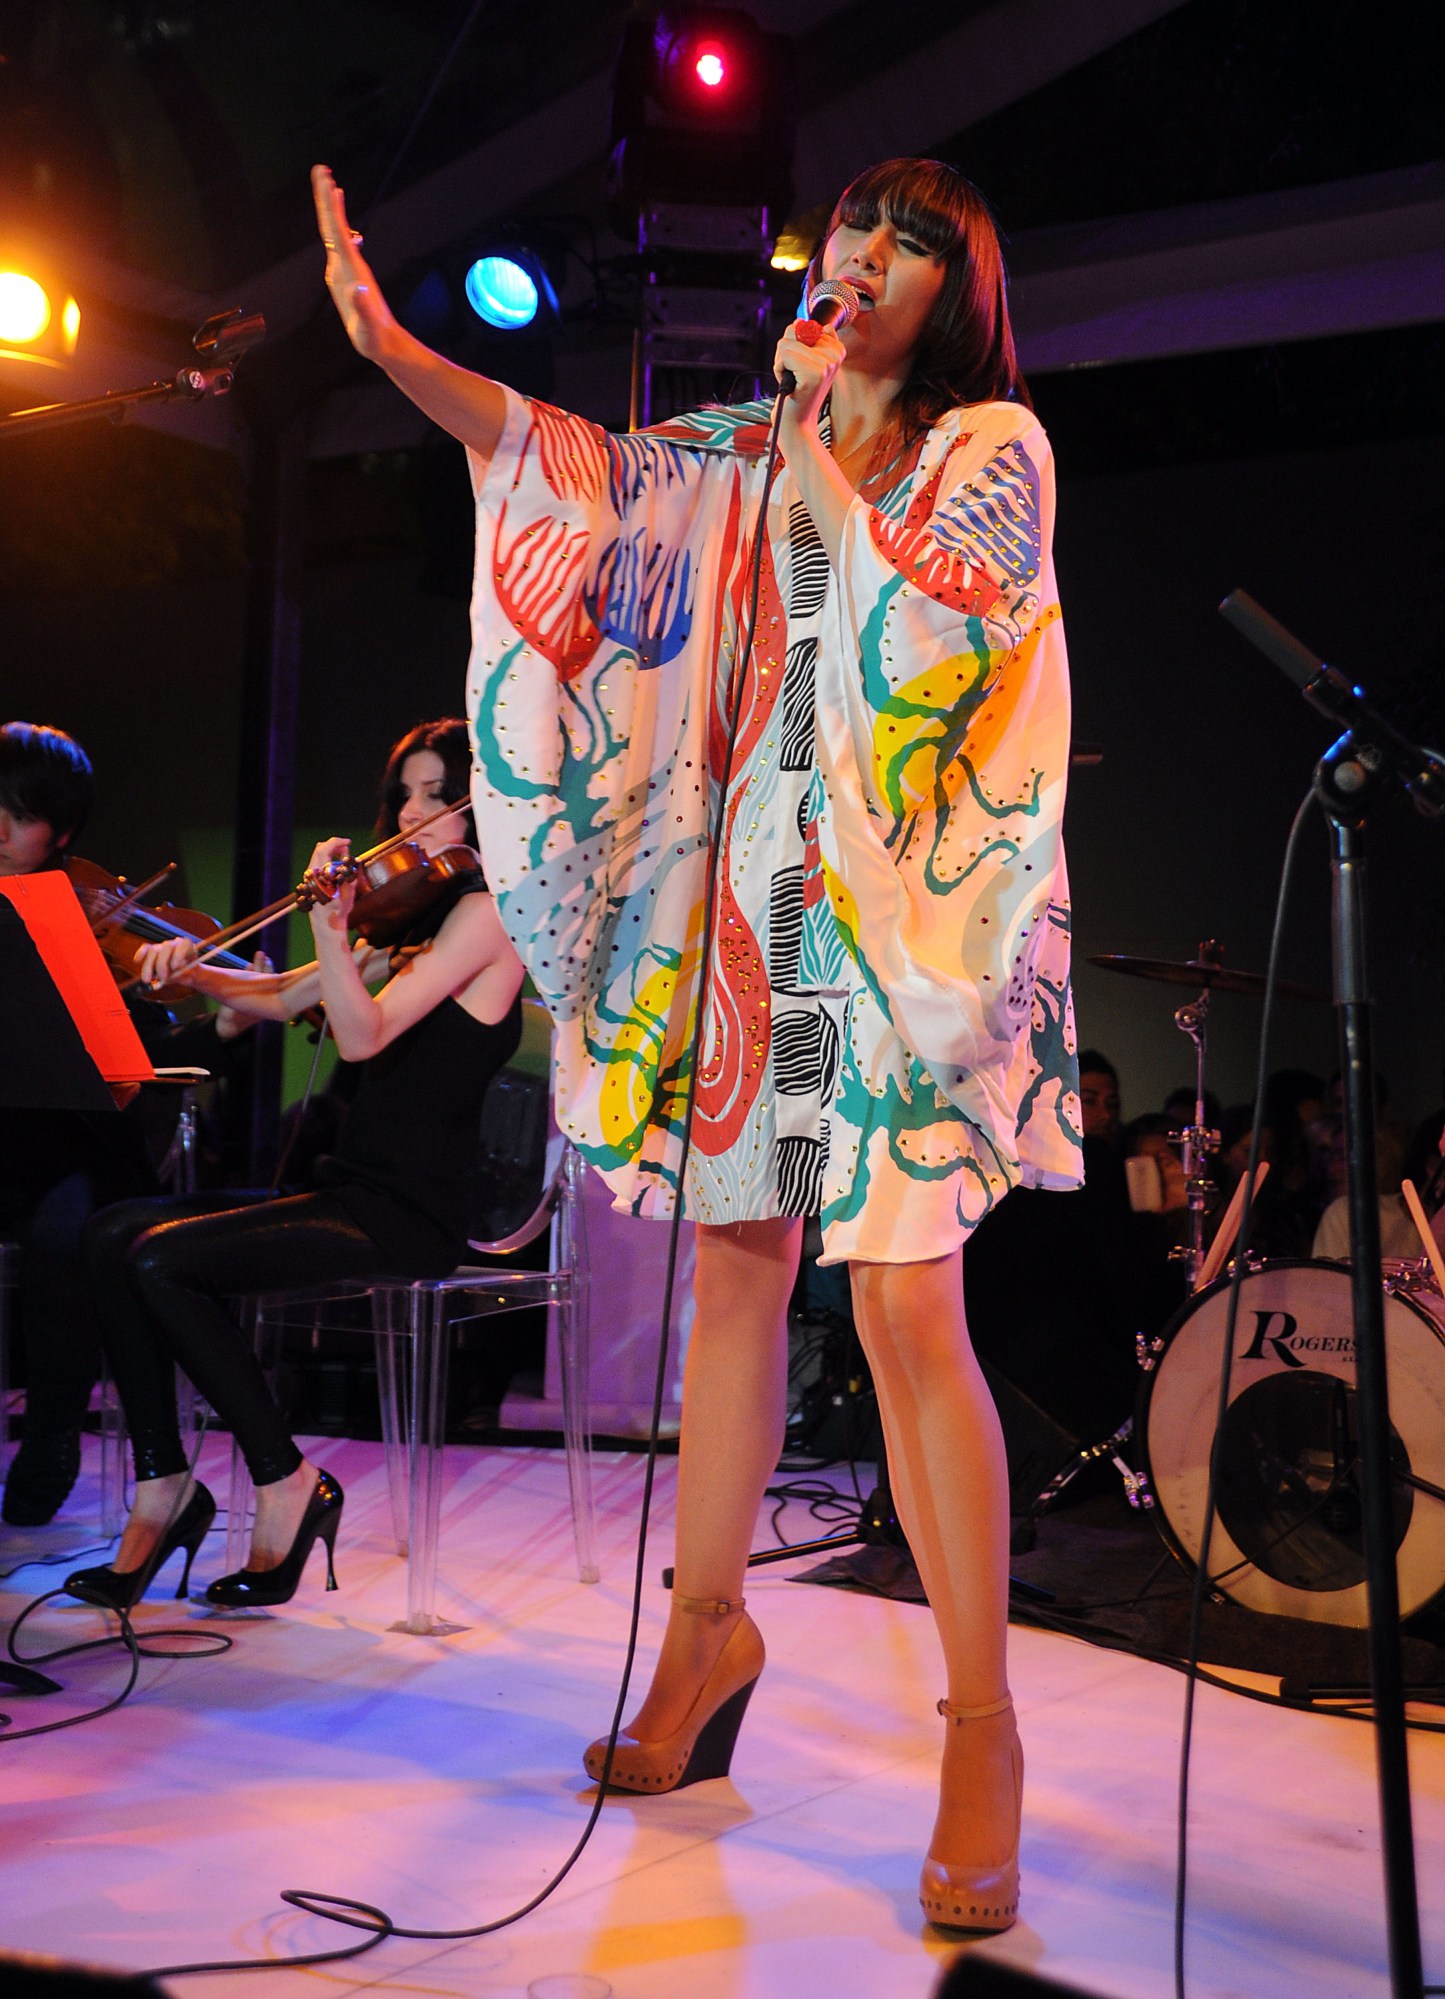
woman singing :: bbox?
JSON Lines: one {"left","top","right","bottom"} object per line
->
{"left": 69, "top": 720, "right": 524, "bottom": 1614}
{"left": 315, "top": 159, "right": 1080, "bottom": 1932}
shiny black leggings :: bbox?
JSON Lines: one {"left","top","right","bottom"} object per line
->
{"left": 84, "top": 1192, "right": 393, "bottom": 1487}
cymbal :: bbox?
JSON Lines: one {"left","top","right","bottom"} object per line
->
{"left": 1087, "top": 952, "right": 1330, "bottom": 1003}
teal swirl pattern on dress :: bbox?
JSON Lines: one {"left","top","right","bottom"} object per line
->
{"left": 465, "top": 389, "right": 1082, "bottom": 1264}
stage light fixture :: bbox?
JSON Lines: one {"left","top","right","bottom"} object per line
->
{"left": 608, "top": 7, "right": 795, "bottom": 225}
{"left": 0, "top": 260, "right": 80, "bottom": 367}
{"left": 462, "top": 247, "right": 559, "bottom": 333}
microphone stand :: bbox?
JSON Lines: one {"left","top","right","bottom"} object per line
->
{"left": 1221, "top": 589, "right": 1445, "bottom": 1999}
{"left": 0, "top": 309, "right": 265, "bottom": 440}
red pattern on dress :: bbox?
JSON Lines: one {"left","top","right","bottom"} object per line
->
{"left": 867, "top": 435, "right": 1003, "bottom": 619}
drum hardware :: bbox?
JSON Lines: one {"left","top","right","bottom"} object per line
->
{"left": 1135, "top": 1258, "right": 1445, "bottom": 1628}
{"left": 1024, "top": 924, "right": 1281, "bottom": 1535}
{"left": 1089, "top": 937, "right": 1303, "bottom": 1288}
{"left": 1136, "top": 1331, "right": 1165, "bottom": 1373}
{"left": 1168, "top": 980, "right": 1222, "bottom": 1289}
{"left": 1086, "top": 946, "right": 1330, "bottom": 1003}
{"left": 1020, "top": 1413, "right": 1153, "bottom": 1533}
{"left": 1400, "top": 1179, "right": 1445, "bottom": 1303}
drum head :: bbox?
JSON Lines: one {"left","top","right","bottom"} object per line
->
{"left": 1137, "top": 1259, "right": 1445, "bottom": 1625}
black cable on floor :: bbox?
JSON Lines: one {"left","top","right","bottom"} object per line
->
{"left": 143, "top": 393, "right": 793, "bottom": 1982}
{"left": 1, "top": 1413, "right": 233, "bottom": 1741}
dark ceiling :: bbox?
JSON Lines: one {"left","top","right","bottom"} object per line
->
{"left": 1, "top": 0, "right": 1441, "bottom": 459}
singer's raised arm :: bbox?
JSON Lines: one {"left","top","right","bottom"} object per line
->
{"left": 312, "top": 164, "right": 509, "bottom": 466}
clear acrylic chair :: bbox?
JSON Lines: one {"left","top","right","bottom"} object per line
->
{"left": 224, "top": 1127, "right": 597, "bottom": 1635}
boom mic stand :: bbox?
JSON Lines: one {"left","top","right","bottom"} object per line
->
{"left": 1220, "top": 588, "right": 1445, "bottom": 1999}
{"left": 0, "top": 308, "right": 266, "bottom": 440}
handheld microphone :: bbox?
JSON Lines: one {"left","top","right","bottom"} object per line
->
{"left": 777, "top": 278, "right": 862, "bottom": 395}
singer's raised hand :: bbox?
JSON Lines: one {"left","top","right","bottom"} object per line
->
{"left": 309, "top": 164, "right": 507, "bottom": 461}
{"left": 312, "top": 165, "right": 397, "bottom": 364}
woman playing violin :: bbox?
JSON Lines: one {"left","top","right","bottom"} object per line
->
{"left": 70, "top": 718, "right": 525, "bottom": 1614}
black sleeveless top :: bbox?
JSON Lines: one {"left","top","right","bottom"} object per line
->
{"left": 313, "top": 878, "right": 523, "bottom": 1275}
{"left": 316, "top": 996, "right": 522, "bottom": 1275}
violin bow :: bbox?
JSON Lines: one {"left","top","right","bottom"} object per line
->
{"left": 85, "top": 861, "right": 178, "bottom": 934}
{"left": 184, "top": 802, "right": 463, "bottom": 969}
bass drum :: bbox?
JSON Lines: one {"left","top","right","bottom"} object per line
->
{"left": 1137, "top": 1258, "right": 1445, "bottom": 1627}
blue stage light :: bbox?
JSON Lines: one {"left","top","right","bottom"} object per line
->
{"left": 464, "top": 255, "right": 542, "bottom": 330}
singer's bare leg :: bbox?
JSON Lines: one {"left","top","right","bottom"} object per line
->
{"left": 850, "top": 1251, "right": 1019, "bottom": 1874}
{"left": 620, "top": 1216, "right": 801, "bottom": 1740}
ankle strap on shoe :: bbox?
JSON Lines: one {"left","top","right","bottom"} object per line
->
{"left": 672, "top": 1592, "right": 746, "bottom": 1616}
{"left": 937, "top": 1692, "right": 1013, "bottom": 1722}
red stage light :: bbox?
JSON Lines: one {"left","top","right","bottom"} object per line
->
{"left": 694, "top": 46, "right": 726, "bottom": 88}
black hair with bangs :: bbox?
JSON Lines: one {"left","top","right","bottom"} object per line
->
{"left": 376, "top": 717, "right": 477, "bottom": 847}
{"left": 806, "top": 157, "right": 1030, "bottom": 436}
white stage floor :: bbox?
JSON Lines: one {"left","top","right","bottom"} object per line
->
{"left": 2, "top": 1433, "right": 1443, "bottom": 1999}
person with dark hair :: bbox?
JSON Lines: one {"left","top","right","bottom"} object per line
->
{"left": 0, "top": 720, "right": 94, "bottom": 871}
{"left": 67, "top": 721, "right": 524, "bottom": 1614}
{"left": 0, "top": 721, "right": 256, "bottom": 1526}
{"left": 1, "top": 720, "right": 104, "bottom": 1522}
{"left": 316, "top": 157, "right": 1081, "bottom": 1933}
{"left": 1077, "top": 1049, "right": 1122, "bottom": 1148}
{"left": 1251, "top": 1066, "right": 1329, "bottom": 1256}
{"left": 377, "top": 717, "right": 477, "bottom": 847}
{"left": 1161, "top": 1082, "right": 1222, "bottom": 1135}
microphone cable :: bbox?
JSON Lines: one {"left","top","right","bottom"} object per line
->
{"left": 1171, "top": 785, "right": 1316, "bottom": 1999}
{"left": 141, "top": 390, "right": 793, "bottom": 1981}
{"left": 0, "top": 1411, "right": 233, "bottom": 1742}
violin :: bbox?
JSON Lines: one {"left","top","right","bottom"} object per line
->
{"left": 330, "top": 840, "right": 485, "bottom": 948}
{"left": 184, "top": 800, "right": 469, "bottom": 971}
{"left": 65, "top": 855, "right": 263, "bottom": 1008}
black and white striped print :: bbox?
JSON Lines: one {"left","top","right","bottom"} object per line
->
{"left": 778, "top": 636, "right": 817, "bottom": 771}
{"left": 776, "top": 1132, "right": 825, "bottom": 1215}
{"left": 786, "top": 500, "right": 829, "bottom": 618}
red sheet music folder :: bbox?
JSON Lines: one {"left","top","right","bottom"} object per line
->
{"left": 0, "top": 871, "right": 154, "bottom": 1086}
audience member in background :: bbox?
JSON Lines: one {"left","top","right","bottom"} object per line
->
{"left": 1215, "top": 1103, "right": 1256, "bottom": 1202}
{"left": 1409, "top": 1108, "right": 1445, "bottom": 1258}
{"left": 1248, "top": 1067, "right": 1329, "bottom": 1257}
{"left": 1122, "top": 1112, "right": 1190, "bottom": 1239}
{"left": 1160, "top": 1083, "right": 1222, "bottom": 1137}
{"left": 1077, "top": 1049, "right": 1122, "bottom": 1152}
{"left": 1313, "top": 1103, "right": 1444, "bottom": 1262}
{"left": 0, "top": 721, "right": 253, "bottom": 1528}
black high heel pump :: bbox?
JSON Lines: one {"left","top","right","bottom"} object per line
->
{"left": 203, "top": 1470, "right": 344, "bottom": 1608}
{"left": 64, "top": 1483, "right": 218, "bottom": 1614}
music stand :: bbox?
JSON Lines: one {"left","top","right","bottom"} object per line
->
{"left": 0, "top": 877, "right": 153, "bottom": 1108}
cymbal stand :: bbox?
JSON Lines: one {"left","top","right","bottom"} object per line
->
{"left": 1170, "top": 947, "right": 1224, "bottom": 1289}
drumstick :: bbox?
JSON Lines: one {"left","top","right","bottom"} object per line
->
{"left": 1401, "top": 1179, "right": 1445, "bottom": 1297}
{"left": 1194, "top": 1160, "right": 1270, "bottom": 1292}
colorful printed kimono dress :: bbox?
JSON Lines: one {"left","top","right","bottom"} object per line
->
{"left": 464, "top": 390, "right": 1082, "bottom": 1264}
